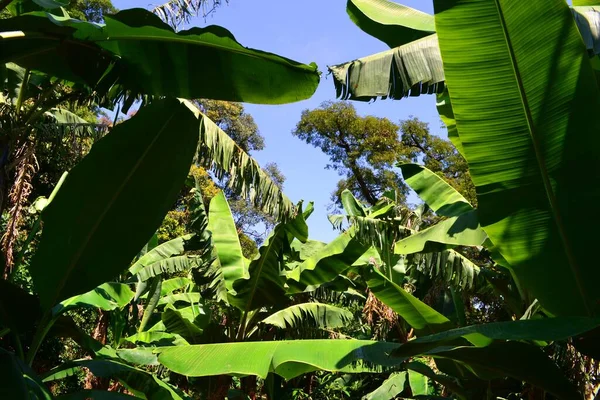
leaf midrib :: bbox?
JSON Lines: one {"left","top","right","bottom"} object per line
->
{"left": 492, "top": 0, "right": 590, "bottom": 314}
{"left": 51, "top": 109, "right": 179, "bottom": 308}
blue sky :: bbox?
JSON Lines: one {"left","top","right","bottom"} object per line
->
{"left": 114, "top": 0, "right": 443, "bottom": 242}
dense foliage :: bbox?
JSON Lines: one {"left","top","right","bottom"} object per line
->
{"left": 2, "top": 0, "right": 600, "bottom": 399}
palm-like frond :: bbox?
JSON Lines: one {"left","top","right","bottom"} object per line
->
{"left": 152, "top": 0, "right": 226, "bottom": 28}
{"left": 408, "top": 250, "right": 481, "bottom": 291}
{"left": 330, "top": 7, "right": 600, "bottom": 101}
{"left": 196, "top": 109, "right": 296, "bottom": 221}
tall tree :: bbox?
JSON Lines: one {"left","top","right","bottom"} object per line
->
{"left": 294, "top": 101, "right": 408, "bottom": 206}
{"left": 293, "top": 101, "right": 473, "bottom": 207}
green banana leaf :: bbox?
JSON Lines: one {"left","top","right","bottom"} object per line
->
{"left": 42, "top": 358, "right": 189, "bottom": 399}
{"left": 0, "top": 349, "right": 52, "bottom": 400}
{"left": 130, "top": 235, "right": 193, "bottom": 275}
{"left": 137, "top": 255, "right": 202, "bottom": 282}
{"left": 408, "top": 369, "right": 429, "bottom": 395}
{"left": 286, "top": 227, "right": 371, "bottom": 292}
{"left": 407, "top": 250, "right": 480, "bottom": 290}
{"left": 157, "top": 340, "right": 403, "bottom": 380}
{"left": 394, "top": 317, "right": 600, "bottom": 358}
{"left": 260, "top": 302, "right": 353, "bottom": 329}
{"left": 405, "top": 361, "right": 467, "bottom": 398}
{"left": 434, "top": 0, "right": 600, "bottom": 316}
{"left": 158, "top": 293, "right": 201, "bottom": 306}
{"left": 0, "top": 8, "right": 319, "bottom": 104}
{"left": 55, "top": 390, "right": 138, "bottom": 399}
{"left": 431, "top": 342, "right": 580, "bottom": 400}
{"left": 161, "top": 307, "right": 206, "bottom": 343}
{"left": 52, "top": 283, "right": 134, "bottom": 317}
{"left": 329, "top": 33, "right": 443, "bottom": 101}
{"left": 139, "top": 278, "right": 162, "bottom": 333}
{"left": 29, "top": 99, "right": 199, "bottom": 310}
{"left": 208, "top": 191, "right": 248, "bottom": 293}
{"left": 330, "top": 7, "right": 600, "bottom": 102}
{"left": 229, "top": 206, "right": 310, "bottom": 311}
{"left": 160, "top": 278, "right": 193, "bottom": 296}
{"left": 363, "top": 265, "right": 453, "bottom": 335}
{"left": 394, "top": 213, "right": 486, "bottom": 254}
{"left": 400, "top": 164, "right": 472, "bottom": 217}
{"left": 363, "top": 371, "right": 407, "bottom": 400}
{"left": 346, "top": 0, "right": 435, "bottom": 48}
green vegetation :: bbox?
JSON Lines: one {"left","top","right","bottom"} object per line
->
{"left": 2, "top": 0, "right": 600, "bottom": 399}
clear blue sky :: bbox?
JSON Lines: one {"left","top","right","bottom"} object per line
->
{"left": 114, "top": 0, "right": 443, "bottom": 242}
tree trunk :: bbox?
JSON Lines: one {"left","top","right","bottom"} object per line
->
{"left": 241, "top": 375, "right": 257, "bottom": 400}
{"left": 208, "top": 375, "right": 232, "bottom": 400}
{"left": 83, "top": 310, "right": 110, "bottom": 390}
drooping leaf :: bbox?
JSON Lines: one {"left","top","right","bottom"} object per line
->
{"left": 29, "top": 99, "right": 199, "bottom": 310}
{"left": 394, "top": 212, "right": 486, "bottom": 254}
{"left": 197, "top": 109, "right": 296, "bottom": 220}
{"left": 137, "top": 255, "right": 202, "bottom": 282}
{"left": 208, "top": 191, "right": 248, "bottom": 293}
{"left": 329, "top": 34, "right": 443, "bottom": 101}
{"left": 394, "top": 317, "right": 600, "bottom": 358}
{"left": 123, "top": 331, "right": 185, "bottom": 346}
{"left": 161, "top": 277, "right": 193, "bottom": 296}
{"left": 139, "top": 278, "right": 162, "bottom": 333}
{"left": 346, "top": 0, "right": 435, "bottom": 48}
{"left": 149, "top": 304, "right": 210, "bottom": 333}
{"left": 157, "top": 340, "right": 402, "bottom": 380}
{"left": 405, "top": 361, "right": 467, "bottom": 398}
{"left": 341, "top": 189, "right": 367, "bottom": 217}
{"left": 400, "top": 164, "right": 472, "bottom": 217}
{"left": 433, "top": 0, "right": 600, "bottom": 316}
{"left": 363, "top": 265, "right": 453, "bottom": 335}
{"left": 331, "top": 7, "right": 600, "bottom": 102}
{"left": 158, "top": 293, "right": 202, "bottom": 307}
{"left": 52, "top": 283, "right": 134, "bottom": 317}
{"left": 161, "top": 308, "right": 205, "bottom": 343}
{"left": 0, "top": 9, "right": 319, "bottom": 105}
{"left": 230, "top": 224, "right": 289, "bottom": 311}
{"left": 130, "top": 235, "right": 193, "bottom": 276}
{"left": 362, "top": 371, "right": 407, "bottom": 400}
{"left": 287, "top": 227, "right": 371, "bottom": 292}
{"left": 0, "top": 349, "right": 52, "bottom": 400}
{"left": 407, "top": 250, "right": 481, "bottom": 290}
{"left": 42, "top": 359, "right": 188, "bottom": 399}
{"left": 432, "top": 342, "right": 580, "bottom": 400}
{"left": 261, "top": 302, "right": 353, "bottom": 330}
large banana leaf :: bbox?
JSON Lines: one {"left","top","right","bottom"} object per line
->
{"left": 29, "top": 99, "right": 199, "bottom": 310}
{"left": 157, "top": 340, "right": 403, "bottom": 380}
{"left": 260, "top": 302, "right": 353, "bottom": 329}
{"left": 363, "top": 265, "right": 453, "bottom": 335}
{"left": 208, "top": 191, "right": 248, "bottom": 293}
{"left": 433, "top": 0, "right": 600, "bottom": 316}
{"left": 431, "top": 342, "right": 580, "bottom": 400}
{"left": 42, "top": 358, "right": 188, "bottom": 399}
{"left": 407, "top": 249, "right": 480, "bottom": 290}
{"left": 286, "top": 227, "right": 371, "bottom": 292}
{"left": 394, "top": 317, "right": 600, "bottom": 358}
{"left": 394, "top": 213, "right": 486, "bottom": 254}
{"left": 400, "top": 164, "right": 472, "bottom": 217}
{"left": 346, "top": 0, "right": 435, "bottom": 49}
{"left": 0, "top": 9, "right": 319, "bottom": 104}
{"left": 330, "top": 7, "right": 600, "bottom": 101}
